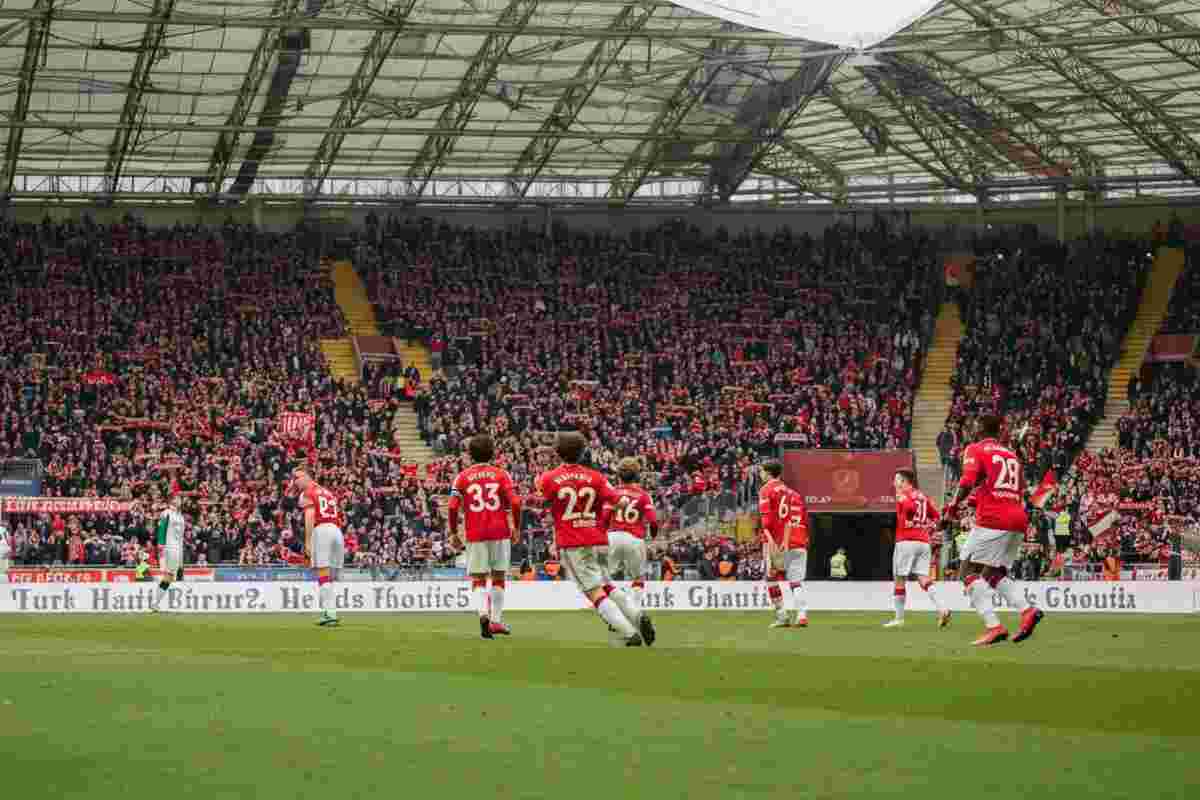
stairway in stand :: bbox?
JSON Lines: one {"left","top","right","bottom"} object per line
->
{"left": 1085, "top": 247, "right": 1187, "bottom": 452}
{"left": 910, "top": 303, "right": 965, "bottom": 505}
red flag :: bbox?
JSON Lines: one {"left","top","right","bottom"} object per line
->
{"left": 1030, "top": 470, "right": 1057, "bottom": 509}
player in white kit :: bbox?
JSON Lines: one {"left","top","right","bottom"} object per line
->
{"left": 152, "top": 494, "right": 186, "bottom": 612}
{"left": 0, "top": 520, "right": 11, "bottom": 583}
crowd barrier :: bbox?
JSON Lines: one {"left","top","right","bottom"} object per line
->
{"left": 2, "top": 580, "right": 1196, "bottom": 614}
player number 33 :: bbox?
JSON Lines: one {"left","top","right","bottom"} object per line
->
{"left": 466, "top": 483, "right": 502, "bottom": 512}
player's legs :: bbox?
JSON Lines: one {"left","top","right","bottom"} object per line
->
{"left": 563, "top": 547, "right": 640, "bottom": 644}
{"left": 909, "top": 543, "right": 949, "bottom": 624}
{"left": 466, "top": 541, "right": 493, "bottom": 636}
{"left": 313, "top": 524, "right": 343, "bottom": 626}
{"left": 887, "top": 543, "right": 915, "bottom": 625}
{"left": 488, "top": 539, "right": 511, "bottom": 635}
{"left": 602, "top": 533, "right": 645, "bottom": 633}
{"left": 962, "top": 528, "right": 1010, "bottom": 644}
{"left": 785, "top": 549, "right": 809, "bottom": 626}
{"left": 0, "top": 558, "right": 8, "bottom": 584}
{"left": 989, "top": 533, "right": 1045, "bottom": 643}
{"left": 153, "top": 548, "right": 182, "bottom": 612}
{"left": 763, "top": 544, "right": 790, "bottom": 626}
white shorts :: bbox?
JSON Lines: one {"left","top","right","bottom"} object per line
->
{"left": 766, "top": 546, "right": 808, "bottom": 583}
{"left": 561, "top": 546, "right": 608, "bottom": 593}
{"left": 607, "top": 531, "right": 646, "bottom": 581}
{"left": 466, "top": 539, "right": 511, "bottom": 574}
{"left": 963, "top": 526, "right": 1022, "bottom": 569}
{"left": 161, "top": 546, "right": 184, "bottom": 575}
{"left": 893, "top": 541, "right": 933, "bottom": 578}
{"left": 312, "top": 523, "right": 346, "bottom": 571}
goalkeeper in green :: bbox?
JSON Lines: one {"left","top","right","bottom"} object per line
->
{"left": 152, "top": 494, "right": 186, "bottom": 612}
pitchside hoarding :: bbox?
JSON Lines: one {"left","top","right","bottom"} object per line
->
{"left": 779, "top": 449, "right": 914, "bottom": 513}
{"left": 1, "top": 581, "right": 1194, "bottom": 614}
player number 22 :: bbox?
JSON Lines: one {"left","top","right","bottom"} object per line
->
{"left": 559, "top": 486, "right": 597, "bottom": 521}
{"left": 467, "top": 483, "right": 502, "bottom": 513}
{"left": 992, "top": 455, "right": 1020, "bottom": 491}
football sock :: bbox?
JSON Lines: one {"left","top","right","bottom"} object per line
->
{"left": 595, "top": 597, "right": 636, "bottom": 637}
{"left": 893, "top": 587, "right": 906, "bottom": 620}
{"left": 155, "top": 581, "right": 170, "bottom": 609}
{"left": 923, "top": 582, "right": 946, "bottom": 613}
{"left": 472, "top": 579, "right": 488, "bottom": 618}
{"left": 489, "top": 579, "right": 506, "bottom": 623}
{"left": 631, "top": 580, "right": 645, "bottom": 609}
{"left": 605, "top": 584, "right": 641, "bottom": 624}
{"left": 318, "top": 582, "right": 336, "bottom": 617}
{"left": 790, "top": 582, "right": 808, "bottom": 617}
{"left": 995, "top": 577, "right": 1030, "bottom": 613}
{"left": 767, "top": 584, "right": 784, "bottom": 612}
{"left": 966, "top": 576, "right": 1000, "bottom": 628}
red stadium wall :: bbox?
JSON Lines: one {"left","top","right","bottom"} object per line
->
{"left": 781, "top": 450, "right": 914, "bottom": 514}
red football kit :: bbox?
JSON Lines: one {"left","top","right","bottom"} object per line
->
{"left": 759, "top": 479, "right": 808, "bottom": 549}
{"left": 536, "top": 464, "right": 618, "bottom": 549}
{"left": 449, "top": 463, "right": 521, "bottom": 542}
{"left": 300, "top": 483, "right": 341, "bottom": 527}
{"left": 959, "top": 438, "right": 1029, "bottom": 533}
{"left": 896, "top": 489, "right": 940, "bottom": 544}
{"left": 605, "top": 486, "right": 657, "bottom": 540}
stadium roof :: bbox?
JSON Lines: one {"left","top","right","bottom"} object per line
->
{"left": 2, "top": 0, "right": 1200, "bottom": 205}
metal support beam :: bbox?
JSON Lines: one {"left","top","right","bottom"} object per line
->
{"left": 948, "top": 0, "right": 1200, "bottom": 184}
{"left": 304, "top": 0, "right": 419, "bottom": 197}
{"left": 406, "top": 0, "right": 542, "bottom": 195}
{"left": 505, "top": 1, "right": 656, "bottom": 197}
{"left": 1, "top": 0, "right": 51, "bottom": 197}
{"left": 101, "top": 0, "right": 177, "bottom": 195}
{"left": 754, "top": 139, "right": 848, "bottom": 202}
{"left": 1076, "top": 0, "right": 1200, "bottom": 70}
{"left": 705, "top": 53, "right": 844, "bottom": 202}
{"left": 204, "top": 0, "right": 300, "bottom": 192}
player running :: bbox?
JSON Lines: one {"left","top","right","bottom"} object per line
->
{"left": 449, "top": 434, "right": 522, "bottom": 639}
{"left": 152, "top": 494, "right": 186, "bottom": 612}
{"left": 602, "top": 457, "right": 658, "bottom": 615}
{"left": 758, "top": 461, "right": 809, "bottom": 629}
{"left": 295, "top": 467, "right": 346, "bottom": 627}
{"left": 536, "top": 432, "right": 652, "bottom": 646}
{"left": 941, "top": 415, "right": 1044, "bottom": 646}
{"left": 884, "top": 469, "right": 950, "bottom": 628}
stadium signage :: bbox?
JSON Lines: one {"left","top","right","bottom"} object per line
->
{"left": 2, "top": 581, "right": 1195, "bottom": 614}
{"left": 776, "top": 450, "right": 914, "bottom": 513}
{"left": 1, "top": 497, "right": 136, "bottom": 514}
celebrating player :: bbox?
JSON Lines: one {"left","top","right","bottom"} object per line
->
{"left": 757, "top": 461, "right": 809, "bottom": 629}
{"left": 152, "top": 493, "right": 186, "bottom": 612}
{"left": 294, "top": 467, "right": 346, "bottom": 627}
{"left": 536, "top": 432, "right": 652, "bottom": 646}
{"left": 602, "top": 456, "right": 658, "bottom": 614}
{"left": 449, "top": 434, "right": 522, "bottom": 639}
{"left": 884, "top": 469, "right": 950, "bottom": 628}
{"left": 942, "top": 415, "right": 1044, "bottom": 645}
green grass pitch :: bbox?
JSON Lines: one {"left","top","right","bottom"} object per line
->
{"left": 2, "top": 611, "right": 1198, "bottom": 800}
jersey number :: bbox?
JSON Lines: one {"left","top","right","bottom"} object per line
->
{"left": 992, "top": 455, "right": 1020, "bottom": 491}
{"left": 777, "top": 496, "right": 790, "bottom": 521}
{"left": 912, "top": 498, "right": 928, "bottom": 525}
{"left": 317, "top": 495, "right": 338, "bottom": 518}
{"left": 613, "top": 498, "right": 640, "bottom": 525}
{"left": 559, "top": 486, "right": 597, "bottom": 521}
{"left": 466, "top": 483, "right": 502, "bottom": 513}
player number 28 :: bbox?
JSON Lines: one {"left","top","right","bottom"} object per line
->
{"left": 466, "top": 482, "right": 502, "bottom": 513}
{"left": 992, "top": 455, "right": 1020, "bottom": 491}
{"left": 558, "top": 486, "right": 597, "bottom": 521}
{"left": 613, "top": 498, "right": 640, "bottom": 524}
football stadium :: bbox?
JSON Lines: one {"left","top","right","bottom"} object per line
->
{"left": 1, "top": 0, "right": 1200, "bottom": 797}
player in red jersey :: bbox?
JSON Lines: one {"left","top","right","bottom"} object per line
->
{"left": 601, "top": 457, "right": 659, "bottom": 614}
{"left": 884, "top": 470, "right": 950, "bottom": 629}
{"left": 294, "top": 467, "right": 345, "bottom": 627}
{"left": 536, "top": 432, "right": 651, "bottom": 646}
{"left": 448, "top": 434, "right": 522, "bottom": 640}
{"left": 757, "top": 461, "right": 809, "bottom": 628}
{"left": 942, "top": 415, "right": 1044, "bottom": 645}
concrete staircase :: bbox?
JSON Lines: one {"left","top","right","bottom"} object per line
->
{"left": 1085, "top": 247, "right": 1187, "bottom": 452}
{"left": 910, "top": 303, "right": 965, "bottom": 504}
{"left": 389, "top": 405, "right": 437, "bottom": 468}
{"left": 393, "top": 338, "right": 434, "bottom": 385}
{"left": 320, "top": 260, "right": 380, "bottom": 384}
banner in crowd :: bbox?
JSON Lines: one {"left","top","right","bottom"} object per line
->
{"left": 1, "top": 497, "right": 135, "bottom": 515}
{"left": 5, "top": 567, "right": 215, "bottom": 583}
{"left": 777, "top": 449, "right": 914, "bottom": 513}
{"left": 276, "top": 411, "right": 316, "bottom": 446}
{"left": 1146, "top": 334, "right": 1197, "bottom": 363}
{"left": 1, "top": 580, "right": 1194, "bottom": 614}
{"left": 943, "top": 253, "right": 976, "bottom": 289}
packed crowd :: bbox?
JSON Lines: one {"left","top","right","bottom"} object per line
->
{"left": 0, "top": 216, "right": 447, "bottom": 568}
{"left": 941, "top": 234, "right": 1150, "bottom": 487}
{"left": 360, "top": 215, "right": 942, "bottom": 524}
{"left": 1158, "top": 244, "right": 1199, "bottom": 334}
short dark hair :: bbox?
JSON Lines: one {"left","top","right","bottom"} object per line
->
{"left": 556, "top": 431, "right": 587, "bottom": 465}
{"left": 468, "top": 434, "right": 495, "bottom": 464}
{"left": 978, "top": 415, "right": 1003, "bottom": 438}
{"left": 895, "top": 469, "right": 918, "bottom": 489}
{"left": 761, "top": 460, "right": 783, "bottom": 479}
{"left": 617, "top": 456, "right": 641, "bottom": 484}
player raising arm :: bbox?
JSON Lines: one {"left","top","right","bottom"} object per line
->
{"left": 758, "top": 461, "right": 810, "bottom": 629}
{"left": 152, "top": 494, "right": 186, "bottom": 612}
{"left": 537, "top": 432, "right": 652, "bottom": 646}
{"left": 885, "top": 470, "right": 950, "bottom": 629}
{"left": 449, "top": 434, "right": 522, "bottom": 639}
{"left": 295, "top": 467, "right": 346, "bottom": 627}
{"left": 941, "top": 415, "right": 1044, "bottom": 645}
{"left": 602, "top": 457, "right": 658, "bottom": 615}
